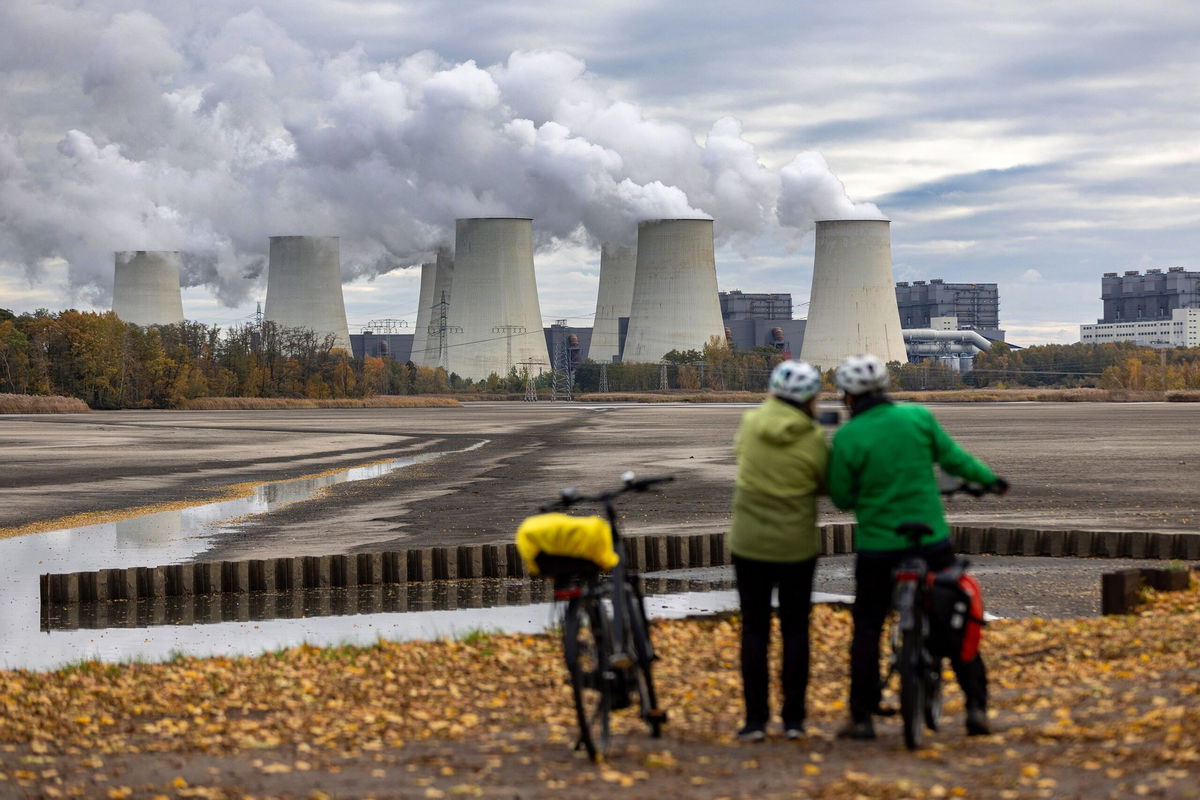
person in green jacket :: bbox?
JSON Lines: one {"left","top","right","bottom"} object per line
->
{"left": 828, "top": 354, "right": 1007, "bottom": 741}
{"left": 728, "top": 359, "right": 828, "bottom": 742}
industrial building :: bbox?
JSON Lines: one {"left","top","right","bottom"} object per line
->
{"left": 264, "top": 236, "right": 352, "bottom": 352}
{"left": 589, "top": 243, "right": 636, "bottom": 363}
{"left": 351, "top": 318, "right": 415, "bottom": 362}
{"left": 1081, "top": 308, "right": 1200, "bottom": 348}
{"left": 446, "top": 218, "right": 548, "bottom": 381}
{"left": 895, "top": 279, "right": 1004, "bottom": 341}
{"left": 623, "top": 219, "right": 726, "bottom": 362}
{"left": 111, "top": 251, "right": 185, "bottom": 326}
{"left": 719, "top": 291, "right": 805, "bottom": 355}
{"left": 801, "top": 219, "right": 907, "bottom": 370}
{"left": 1098, "top": 268, "right": 1200, "bottom": 323}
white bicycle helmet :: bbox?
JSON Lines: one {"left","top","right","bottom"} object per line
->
{"left": 768, "top": 360, "right": 823, "bottom": 403}
{"left": 835, "top": 354, "right": 889, "bottom": 395}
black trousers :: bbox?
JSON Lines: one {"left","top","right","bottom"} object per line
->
{"left": 733, "top": 554, "right": 817, "bottom": 727}
{"left": 849, "top": 541, "right": 988, "bottom": 722}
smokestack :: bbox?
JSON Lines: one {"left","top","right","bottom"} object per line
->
{"left": 111, "top": 251, "right": 184, "bottom": 326}
{"left": 446, "top": 218, "right": 548, "bottom": 380}
{"left": 588, "top": 243, "right": 636, "bottom": 363}
{"left": 800, "top": 219, "right": 906, "bottom": 370}
{"left": 264, "top": 236, "right": 352, "bottom": 352}
{"left": 622, "top": 219, "right": 725, "bottom": 362}
{"left": 412, "top": 248, "right": 454, "bottom": 367}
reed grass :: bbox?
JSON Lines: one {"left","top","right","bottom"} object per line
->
{"left": 0, "top": 393, "right": 91, "bottom": 414}
{"left": 179, "top": 396, "right": 460, "bottom": 410}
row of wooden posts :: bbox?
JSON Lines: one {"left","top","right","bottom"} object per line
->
{"left": 40, "top": 524, "right": 1200, "bottom": 606}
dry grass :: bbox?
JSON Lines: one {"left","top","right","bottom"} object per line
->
{"left": 178, "top": 396, "right": 460, "bottom": 410}
{"left": 572, "top": 391, "right": 764, "bottom": 403}
{"left": 894, "top": 388, "right": 1196, "bottom": 403}
{"left": 0, "top": 393, "right": 90, "bottom": 414}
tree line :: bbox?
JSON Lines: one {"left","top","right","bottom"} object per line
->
{"left": 0, "top": 309, "right": 449, "bottom": 409}
{"left": 5, "top": 309, "right": 1200, "bottom": 408}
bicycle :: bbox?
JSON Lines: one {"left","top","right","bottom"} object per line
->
{"left": 884, "top": 481, "right": 996, "bottom": 750}
{"left": 532, "top": 471, "right": 673, "bottom": 761}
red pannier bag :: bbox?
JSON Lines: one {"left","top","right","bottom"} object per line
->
{"left": 928, "top": 560, "right": 986, "bottom": 663}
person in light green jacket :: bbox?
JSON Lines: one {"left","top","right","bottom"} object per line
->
{"left": 728, "top": 360, "right": 828, "bottom": 742}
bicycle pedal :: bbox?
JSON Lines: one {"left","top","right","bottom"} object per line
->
{"left": 648, "top": 709, "right": 668, "bottom": 722}
{"left": 610, "top": 652, "right": 633, "bottom": 670}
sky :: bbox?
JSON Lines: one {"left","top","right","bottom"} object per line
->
{"left": 2, "top": 1, "right": 1198, "bottom": 345}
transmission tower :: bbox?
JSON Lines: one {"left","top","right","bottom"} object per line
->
{"left": 550, "top": 320, "right": 574, "bottom": 401}
{"left": 254, "top": 301, "right": 263, "bottom": 328}
{"left": 659, "top": 361, "right": 669, "bottom": 391}
{"left": 598, "top": 362, "right": 609, "bottom": 393}
{"left": 518, "top": 358, "right": 546, "bottom": 401}
{"left": 428, "top": 291, "right": 462, "bottom": 372}
{"left": 492, "top": 324, "right": 527, "bottom": 376}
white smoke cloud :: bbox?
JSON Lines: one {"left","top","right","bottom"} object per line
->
{"left": 0, "top": 4, "right": 878, "bottom": 308}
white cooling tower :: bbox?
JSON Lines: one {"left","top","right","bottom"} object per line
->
{"left": 111, "top": 251, "right": 184, "bottom": 326}
{"left": 446, "top": 218, "right": 548, "bottom": 380}
{"left": 409, "top": 260, "right": 437, "bottom": 363}
{"left": 264, "top": 236, "right": 352, "bottom": 352}
{"left": 621, "top": 219, "right": 725, "bottom": 362}
{"left": 589, "top": 243, "right": 636, "bottom": 363}
{"left": 800, "top": 219, "right": 907, "bottom": 370}
{"left": 412, "top": 248, "right": 454, "bottom": 367}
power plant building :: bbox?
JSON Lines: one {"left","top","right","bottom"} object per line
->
{"left": 1098, "top": 268, "right": 1200, "bottom": 323}
{"left": 589, "top": 243, "right": 636, "bottom": 363}
{"left": 895, "top": 279, "right": 1004, "bottom": 341}
{"left": 264, "top": 236, "right": 352, "bottom": 352}
{"left": 411, "top": 248, "right": 454, "bottom": 367}
{"left": 111, "top": 251, "right": 184, "bottom": 326}
{"left": 622, "top": 219, "right": 725, "bottom": 362}
{"left": 719, "top": 290, "right": 806, "bottom": 355}
{"left": 446, "top": 218, "right": 548, "bottom": 380}
{"left": 800, "top": 219, "right": 907, "bottom": 370}
{"left": 1080, "top": 267, "right": 1200, "bottom": 346}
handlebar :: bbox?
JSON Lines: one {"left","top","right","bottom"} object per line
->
{"left": 539, "top": 472, "right": 676, "bottom": 512}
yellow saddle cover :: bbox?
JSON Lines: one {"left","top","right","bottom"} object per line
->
{"left": 515, "top": 513, "right": 618, "bottom": 575}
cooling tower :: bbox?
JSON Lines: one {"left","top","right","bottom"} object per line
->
{"left": 588, "top": 243, "right": 636, "bottom": 363}
{"left": 411, "top": 248, "right": 454, "bottom": 367}
{"left": 622, "top": 219, "right": 725, "bottom": 362}
{"left": 446, "top": 218, "right": 548, "bottom": 380}
{"left": 111, "top": 251, "right": 184, "bottom": 326}
{"left": 264, "top": 236, "right": 352, "bottom": 352}
{"left": 800, "top": 219, "right": 907, "bottom": 370}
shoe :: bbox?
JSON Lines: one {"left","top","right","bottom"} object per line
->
{"left": 966, "top": 707, "right": 990, "bottom": 736}
{"left": 737, "top": 724, "right": 766, "bottom": 743}
{"left": 835, "top": 719, "right": 876, "bottom": 740}
{"left": 784, "top": 723, "right": 806, "bottom": 740}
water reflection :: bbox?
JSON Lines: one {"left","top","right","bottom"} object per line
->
{"left": 1, "top": 444, "right": 491, "bottom": 671}
{"left": 41, "top": 576, "right": 739, "bottom": 632}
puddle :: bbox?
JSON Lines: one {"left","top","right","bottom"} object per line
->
{"left": 24, "top": 563, "right": 857, "bottom": 672}
{"left": 0, "top": 441, "right": 489, "bottom": 670}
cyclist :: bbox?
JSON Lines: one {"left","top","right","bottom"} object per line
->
{"left": 827, "top": 354, "right": 1007, "bottom": 740}
{"left": 728, "top": 359, "right": 827, "bottom": 742}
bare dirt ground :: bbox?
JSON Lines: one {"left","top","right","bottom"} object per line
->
{"left": 2, "top": 402, "right": 1198, "bottom": 557}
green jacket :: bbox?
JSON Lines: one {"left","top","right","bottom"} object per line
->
{"left": 828, "top": 401, "right": 996, "bottom": 552}
{"left": 728, "top": 396, "right": 828, "bottom": 563}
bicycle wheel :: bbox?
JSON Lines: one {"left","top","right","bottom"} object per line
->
{"left": 924, "top": 663, "right": 944, "bottom": 732}
{"left": 623, "top": 585, "right": 665, "bottom": 737}
{"left": 898, "top": 612, "right": 926, "bottom": 750}
{"left": 563, "top": 596, "right": 612, "bottom": 760}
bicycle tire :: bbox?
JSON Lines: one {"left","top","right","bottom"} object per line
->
{"left": 623, "top": 585, "right": 664, "bottom": 738}
{"left": 924, "top": 666, "right": 944, "bottom": 732}
{"left": 898, "top": 607, "right": 926, "bottom": 750}
{"left": 563, "top": 596, "right": 612, "bottom": 760}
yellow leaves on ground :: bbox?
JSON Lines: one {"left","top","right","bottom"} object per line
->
{"left": 0, "top": 575, "right": 1196, "bottom": 798}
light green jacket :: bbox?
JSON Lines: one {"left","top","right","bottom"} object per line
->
{"left": 728, "top": 396, "right": 828, "bottom": 563}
